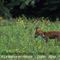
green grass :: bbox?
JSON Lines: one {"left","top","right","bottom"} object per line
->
{"left": 0, "top": 17, "right": 60, "bottom": 55}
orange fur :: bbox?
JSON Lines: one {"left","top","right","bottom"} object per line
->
{"left": 35, "top": 27, "right": 60, "bottom": 42}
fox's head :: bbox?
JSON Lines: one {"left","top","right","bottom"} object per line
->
{"left": 35, "top": 27, "right": 45, "bottom": 38}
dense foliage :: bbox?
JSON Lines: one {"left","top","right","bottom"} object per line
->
{"left": 0, "top": 0, "right": 60, "bottom": 19}
{"left": 0, "top": 17, "right": 60, "bottom": 55}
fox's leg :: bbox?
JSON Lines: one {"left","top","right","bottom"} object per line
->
{"left": 44, "top": 36, "right": 49, "bottom": 43}
{"left": 54, "top": 36, "right": 60, "bottom": 46}
{"left": 57, "top": 36, "right": 60, "bottom": 41}
{"left": 55, "top": 38, "right": 57, "bottom": 45}
{"left": 57, "top": 36, "right": 60, "bottom": 46}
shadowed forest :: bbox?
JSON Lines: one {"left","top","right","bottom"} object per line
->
{"left": 0, "top": 0, "right": 60, "bottom": 20}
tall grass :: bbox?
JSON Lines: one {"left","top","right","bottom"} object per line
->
{"left": 0, "top": 17, "right": 60, "bottom": 55}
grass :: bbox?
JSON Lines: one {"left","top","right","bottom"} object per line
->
{"left": 0, "top": 17, "right": 60, "bottom": 55}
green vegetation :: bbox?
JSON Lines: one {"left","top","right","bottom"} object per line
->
{"left": 0, "top": 0, "right": 35, "bottom": 18}
{"left": 0, "top": 17, "right": 60, "bottom": 55}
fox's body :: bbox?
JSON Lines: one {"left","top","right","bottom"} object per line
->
{"left": 35, "top": 27, "right": 60, "bottom": 42}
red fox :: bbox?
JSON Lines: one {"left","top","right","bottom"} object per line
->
{"left": 35, "top": 27, "right": 60, "bottom": 42}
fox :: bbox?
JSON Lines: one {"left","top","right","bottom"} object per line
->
{"left": 35, "top": 27, "right": 60, "bottom": 43}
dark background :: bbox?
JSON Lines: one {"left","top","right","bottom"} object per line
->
{"left": 0, "top": 0, "right": 60, "bottom": 20}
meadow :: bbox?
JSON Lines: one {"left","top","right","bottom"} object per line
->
{"left": 0, "top": 16, "right": 60, "bottom": 56}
